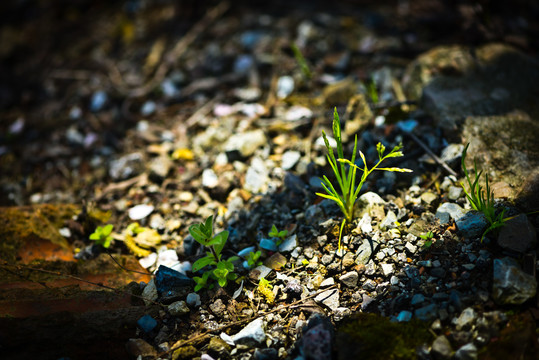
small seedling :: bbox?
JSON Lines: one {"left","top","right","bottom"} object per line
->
{"left": 189, "top": 215, "right": 238, "bottom": 291}
{"left": 89, "top": 224, "right": 113, "bottom": 248}
{"left": 258, "top": 277, "right": 275, "bottom": 304}
{"left": 246, "top": 250, "right": 263, "bottom": 269}
{"left": 461, "top": 144, "right": 506, "bottom": 241}
{"left": 420, "top": 231, "right": 434, "bottom": 249}
{"left": 291, "top": 42, "right": 312, "bottom": 79}
{"left": 268, "top": 225, "right": 288, "bottom": 246}
{"left": 316, "top": 108, "right": 412, "bottom": 250}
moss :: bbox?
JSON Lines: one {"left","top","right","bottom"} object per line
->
{"left": 172, "top": 345, "right": 198, "bottom": 360}
{"left": 336, "top": 313, "right": 433, "bottom": 360}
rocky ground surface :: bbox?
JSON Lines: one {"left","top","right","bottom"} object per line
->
{"left": 1, "top": 1, "right": 539, "bottom": 359}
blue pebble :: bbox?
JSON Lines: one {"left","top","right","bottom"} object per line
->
{"left": 397, "top": 119, "right": 418, "bottom": 133}
{"left": 414, "top": 303, "right": 438, "bottom": 322}
{"left": 411, "top": 293, "right": 425, "bottom": 306}
{"left": 238, "top": 246, "right": 256, "bottom": 258}
{"left": 137, "top": 314, "right": 157, "bottom": 333}
{"left": 396, "top": 310, "right": 413, "bottom": 322}
{"left": 90, "top": 90, "right": 107, "bottom": 112}
{"left": 155, "top": 265, "right": 193, "bottom": 297}
{"left": 259, "top": 238, "right": 277, "bottom": 252}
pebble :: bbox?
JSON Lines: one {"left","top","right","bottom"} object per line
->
{"left": 155, "top": 265, "right": 193, "bottom": 297}
{"left": 279, "top": 234, "right": 297, "bottom": 252}
{"left": 244, "top": 157, "right": 269, "bottom": 193}
{"left": 139, "top": 253, "right": 158, "bottom": 269}
{"left": 420, "top": 191, "right": 437, "bottom": 204}
{"left": 137, "top": 315, "right": 157, "bottom": 333}
{"left": 454, "top": 343, "right": 477, "bottom": 360}
{"left": 128, "top": 204, "right": 154, "bottom": 220}
{"left": 455, "top": 308, "right": 475, "bottom": 330}
{"left": 436, "top": 203, "right": 466, "bottom": 224}
{"left": 186, "top": 293, "right": 201, "bottom": 308}
{"left": 224, "top": 130, "right": 267, "bottom": 157}
{"left": 168, "top": 301, "right": 190, "bottom": 316}
{"left": 140, "top": 100, "right": 156, "bottom": 116}
{"left": 355, "top": 239, "right": 379, "bottom": 265}
{"left": 281, "top": 150, "right": 301, "bottom": 170}
{"left": 299, "top": 315, "right": 333, "bottom": 360}
{"left": 381, "top": 263, "right": 394, "bottom": 276}
{"left": 284, "top": 105, "right": 312, "bottom": 121}
{"left": 276, "top": 76, "right": 294, "bottom": 99}
{"left": 202, "top": 169, "right": 219, "bottom": 188}
{"left": 126, "top": 338, "right": 157, "bottom": 358}
{"left": 396, "top": 310, "right": 412, "bottom": 322}
{"left": 250, "top": 265, "right": 272, "bottom": 280}
{"left": 209, "top": 299, "right": 226, "bottom": 317}
{"left": 314, "top": 289, "right": 340, "bottom": 311}
{"left": 431, "top": 335, "right": 453, "bottom": 360}
{"left": 141, "top": 279, "right": 158, "bottom": 306}
{"left": 149, "top": 156, "right": 172, "bottom": 181}
{"left": 379, "top": 210, "right": 398, "bottom": 230}
{"left": 456, "top": 212, "right": 488, "bottom": 239}
{"left": 90, "top": 90, "right": 107, "bottom": 112}
{"left": 339, "top": 271, "right": 358, "bottom": 288}
{"left": 415, "top": 303, "right": 438, "bottom": 322}
{"left": 259, "top": 238, "right": 278, "bottom": 251}
{"left": 109, "top": 152, "right": 144, "bottom": 180}
{"left": 231, "top": 318, "right": 266, "bottom": 346}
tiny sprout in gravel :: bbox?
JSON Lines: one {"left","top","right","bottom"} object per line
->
{"left": 268, "top": 224, "right": 288, "bottom": 246}
{"left": 317, "top": 108, "right": 412, "bottom": 250}
{"left": 189, "top": 215, "right": 239, "bottom": 291}
{"left": 461, "top": 143, "right": 507, "bottom": 241}
{"left": 89, "top": 224, "right": 113, "bottom": 248}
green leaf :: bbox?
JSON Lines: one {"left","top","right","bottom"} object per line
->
{"left": 189, "top": 225, "right": 208, "bottom": 244}
{"left": 102, "top": 224, "right": 113, "bottom": 235}
{"left": 203, "top": 215, "right": 214, "bottom": 238}
{"left": 192, "top": 256, "right": 215, "bottom": 272}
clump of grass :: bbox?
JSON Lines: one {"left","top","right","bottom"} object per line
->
{"left": 461, "top": 143, "right": 507, "bottom": 241}
{"left": 316, "top": 108, "right": 412, "bottom": 250}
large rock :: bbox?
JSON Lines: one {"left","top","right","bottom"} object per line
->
{"left": 462, "top": 112, "right": 539, "bottom": 211}
{"left": 403, "top": 43, "right": 539, "bottom": 133}
{"left": 492, "top": 257, "right": 536, "bottom": 305}
{"left": 497, "top": 213, "right": 537, "bottom": 253}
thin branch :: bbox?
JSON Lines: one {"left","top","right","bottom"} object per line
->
{"left": 405, "top": 131, "right": 457, "bottom": 177}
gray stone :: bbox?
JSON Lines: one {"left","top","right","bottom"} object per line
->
{"left": 462, "top": 112, "right": 539, "bottom": 212}
{"left": 224, "top": 129, "right": 267, "bottom": 157}
{"left": 411, "top": 294, "right": 425, "bottom": 306}
{"left": 454, "top": 343, "right": 478, "bottom": 360}
{"left": 300, "top": 315, "right": 333, "bottom": 360}
{"left": 436, "top": 203, "right": 466, "bottom": 224}
{"left": 456, "top": 211, "right": 488, "bottom": 239}
{"left": 355, "top": 239, "right": 379, "bottom": 265}
{"left": 431, "top": 335, "right": 453, "bottom": 360}
{"left": 149, "top": 155, "right": 172, "bottom": 181}
{"left": 320, "top": 277, "right": 335, "bottom": 288}
{"left": 448, "top": 186, "right": 463, "bottom": 201}
{"left": 128, "top": 204, "right": 154, "bottom": 220}
{"left": 126, "top": 338, "right": 157, "bottom": 359}
{"left": 420, "top": 192, "right": 438, "bottom": 205}
{"left": 357, "top": 192, "right": 386, "bottom": 220}
{"left": 415, "top": 303, "right": 438, "bottom": 322}
{"left": 281, "top": 150, "right": 301, "bottom": 170}
{"left": 109, "top": 152, "right": 144, "bottom": 180}
{"left": 381, "top": 263, "right": 394, "bottom": 276}
{"left": 276, "top": 76, "right": 294, "bottom": 99}
{"left": 492, "top": 257, "right": 537, "bottom": 305}
{"left": 168, "top": 300, "right": 190, "bottom": 316}
{"left": 339, "top": 271, "right": 358, "bottom": 288}
{"left": 141, "top": 279, "right": 158, "bottom": 306}
{"left": 440, "top": 144, "right": 465, "bottom": 166}
{"left": 202, "top": 169, "right": 219, "bottom": 188}
{"left": 186, "top": 293, "right": 201, "bottom": 308}
{"left": 497, "top": 213, "right": 536, "bottom": 253}
{"left": 379, "top": 210, "right": 398, "bottom": 230}
{"left": 455, "top": 308, "right": 476, "bottom": 330}
{"left": 231, "top": 318, "right": 266, "bottom": 346}
{"left": 209, "top": 299, "right": 226, "bottom": 317}
{"left": 244, "top": 157, "right": 269, "bottom": 193}
{"left": 254, "top": 347, "right": 278, "bottom": 360}
{"left": 279, "top": 234, "right": 297, "bottom": 252}
{"left": 314, "top": 289, "right": 340, "bottom": 311}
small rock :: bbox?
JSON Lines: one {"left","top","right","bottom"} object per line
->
{"left": 141, "top": 279, "right": 158, "bottom": 306}
{"left": 379, "top": 210, "right": 398, "bottom": 230}
{"left": 168, "top": 301, "right": 190, "bottom": 316}
{"left": 207, "top": 336, "right": 231, "bottom": 357}
{"left": 492, "top": 257, "right": 537, "bottom": 305}
{"left": 139, "top": 253, "right": 157, "bottom": 269}
{"left": 137, "top": 315, "right": 157, "bottom": 333}
{"left": 276, "top": 76, "right": 294, "bottom": 99}
{"left": 140, "top": 100, "right": 156, "bottom": 116}
{"left": 224, "top": 130, "right": 267, "bottom": 157}
{"left": 128, "top": 204, "right": 154, "bottom": 220}
{"left": 172, "top": 345, "right": 197, "bottom": 360}
{"left": 411, "top": 293, "right": 425, "bottom": 306}
{"left": 497, "top": 213, "right": 536, "bottom": 253}
{"left": 186, "top": 293, "right": 201, "bottom": 308}
{"left": 320, "top": 277, "right": 335, "bottom": 288}
{"left": 454, "top": 343, "right": 477, "bottom": 360}
{"left": 440, "top": 144, "right": 464, "bottom": 166}
{"left": 456, "top": 211, "right": 489, "bottom": 239}
{"left": 314, "top": 288, "right": 340, "bottom": 311}
{"left": 250, "top": 265, "right": 272, "bottom": 281}
{"left": 202, "top": 169, "right": 219, "bottom": 188}
{"left": 264, "top": 252, "right": 287, "bottom": 270}
{"left": 339, "top": 271, "right": 358, "bottom": 288}
{"left": 254, "top": 348, "right": 278, "bottom": 360}
{"left": 231, "top": 318, "right": 266, "bottom": 346}
{"left": 455, "top": 308, "right": 476, "bottom": 330}
{"left": 436, "top": 203, "right": 466, "bottom": 224}
{"left": 126, "top": 338, "right": 157, "bottom": 359}
{"left": 244, "top": 157, "right": 269, "bottom": 193}
{"left": 109, "top": 152, "right": 144, "bottom": 180}
{"left": 90, "top": 90, "right": 107, "bottom": 112}
{"left": 420, "top": 191, "right": 438, "bottom": 205}
{"left": 342, "top": 252, "right": 355, "bottom": 268}
{"left": 355, "top": 239, "right": 379, "bottom": 265}
{"left": 279, "top": 234, "right": 297, "bottom": 252}
{"left": 155, "top": 265, "right": 192, "bottom": 297}
{"left": 381, "top": 263, "right": 394, "bottom": 276}
{"left": 299, "top": 315, "right": 333, "bottom": 360}
{"left": 396, "top": 310, "right": 413, "bottom": 322}
{"left": 415, "top": 303, "right": 438, "bottom": 322}
{"left": 281, "top": 150, "right": 301, "bottom": 170}
{"left": 209, "top": 299, "right": 226, "bottom": 317}
{"left": 259, "top": 238, "right": 278, "bottom": 251}
{"left": 431, "top": 335, "right": 453, "bottom": 360}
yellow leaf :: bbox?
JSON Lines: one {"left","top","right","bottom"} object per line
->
{"left": 172, "top": 148, "right": 194, "bottom": 161}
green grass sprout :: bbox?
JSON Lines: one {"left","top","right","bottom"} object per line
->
{"left": 316, "top": 108, "right": 412, "bottom": 251}
{"left": 89, "top": 224, "right": 114, "bottom": 248}
{"left": 291, "top": 42, "right": 312, "bottom": 79}
{"left": 460, "top": 144, "right": 507, "bottom": 241}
